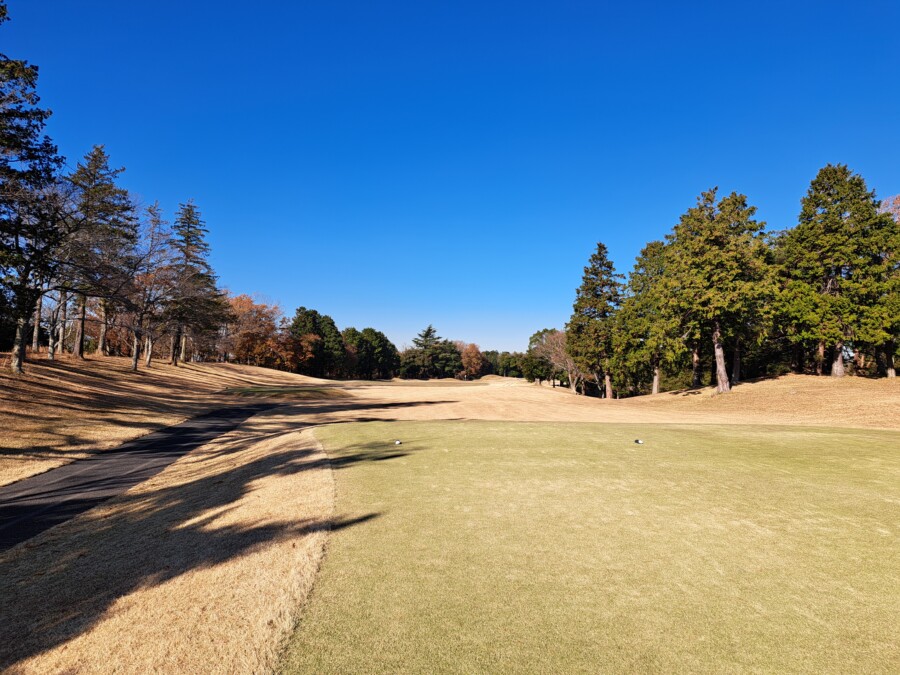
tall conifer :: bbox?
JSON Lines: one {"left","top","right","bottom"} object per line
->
{"left": 566, "top": 242, "right": 623, "bottom": 397}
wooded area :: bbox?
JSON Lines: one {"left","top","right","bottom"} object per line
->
{"left": 555, "top": 177, "right": 899, "bottom": 397}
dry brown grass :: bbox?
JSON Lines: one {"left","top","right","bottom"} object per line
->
{"left": 338, "top": 373, "right": 900, "bottom": 429}
{"left": 0, "top": 353, "right": 328, "bottom": 487}
{"left": 0, "top": 407, "right": 363, "bottom": 674}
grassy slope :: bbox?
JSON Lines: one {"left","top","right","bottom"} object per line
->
{"left": 281, "top": 420, "right": 900, "bottom": 673}
{"left": 0, "top": 354, "right": 336, "bottom": 486}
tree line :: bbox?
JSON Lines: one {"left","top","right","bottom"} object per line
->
{"left": 0, "top": 5, "right": 406, "bottom": 380}
{"left": 538, "top": 167, "right": 899, "bottom": 397}
{"left": 0, "top": 2, "right": 233, "bottom": 373}
{"left": 220, "top": 312, "right": 530, "bottom": 382}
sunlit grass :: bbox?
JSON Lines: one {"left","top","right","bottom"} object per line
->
{"left": 281, "top": 420, "right": 900, "bottom": 673}
{"left": 222, "top": 385, "right": 351, "bottom": 399}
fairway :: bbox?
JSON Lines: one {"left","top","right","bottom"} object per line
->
{"left": 280, "top": 421, "right": 900, "bottom": 673}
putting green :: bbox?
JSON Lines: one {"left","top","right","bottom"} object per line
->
{"left": 280, "top": 421, "right": 900, "bottom": 673}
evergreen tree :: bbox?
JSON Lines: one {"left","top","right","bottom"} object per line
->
{"left": 408, "top": 324, "right": 441, "bottom": 378}
{"left": 360, "top": 327, "right": 399, "bottom": 379}
{"left": 290, "top": 306, "right": 345, "bottom": 377}
{"left": 566, "top": 241, "right": 623, "bottom": 397}
{"left": 868, "top": 196, "right": 900, "bottom": 376}
{"left": 664, "top": 189, "right": 770, "bottom": 393}
{"left": 166, "top": 200, "right": 227, "bottom": 364}
{"left": 0, "top": 2, "right": 68, "bottom": 372}
{"left": 401, "top": 325, "right": 462, "bottom": 379}
{"left": 63, "top": 145, "right": 138, "bottom": 357}
{"left": 777, "top": 165, "right": 895, "bottom": 377}
{"left": 614, "top": 240, "right": 682, "bottom": 394}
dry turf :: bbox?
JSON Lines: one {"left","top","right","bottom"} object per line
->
{"left": 280, "top": 420, "right": 900, "bottom": 673}
{"left": 0, "top": 360, "right": 898, "bottom": 673}
{"left": 0, "top": 354, "right": 336, "bottom": 487}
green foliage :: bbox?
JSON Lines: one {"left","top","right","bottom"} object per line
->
{"left": 290, "top": 306, "right": 346, "bottom": 378}
{"left": 524, "top": 328, "right": 561, "bottom": 384}
{"left": 566, "top": 242, "right": 623, "bottom": 394}
{"left": 665, "top": 189, "right": 770, "bottom": 334}
{"left": 776, "top": 165, "right": 897, "bottom": 373}
{"left": 663, "top": 188, "right": 771, "bottom": 391}
{"left": 64, "top": 145, "right": 138, "bottom": 298}
{"left": 613, "top": 240, "right": 684, "bottom": 393}
{"left": 0, "top": 5, "right": 68, "bottom": 369}
{"left": 343, "top": 326, "right": 400, "bottom": 379}
{"left": 400, "top": 326, "right": 463, "bottom": 379}
{"left": 166, "top": 201, "right": 229, "bottom": 344}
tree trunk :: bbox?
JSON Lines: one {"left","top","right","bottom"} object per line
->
{"left": 10, "top": 316, "right": 28, "bottom": 374}
{"left": 604, "top": 372, "right": 613, "bottom": 399}
{"left": 170, "top": 329, "right": 180, "bottom": 366}
{"left": 57, "top": 292, "right": 67, "bottom": 354}
{"left": 98, "top": 301, "right": 109, "bottom": 356}
{"left": 712, "top": 321, "right": 731, "bottom": 393}
{"left": 31, "top": 293, "right": 42, "bottom": 352}
{"left": 732, "top": 338, "right": 741, "bottom": 385}
{"left": 130, "top": 329, "right": 141, "bottom": 372}
{"left": 72, "top": 294, "right": 86, "bottom": 359}
{"left": 886, "top": 341, "right": 896, "bottom": 378}
{"left": 181, "top": 333, "right": 188, "bottom": 363}
{"left": 691, "top": 344, "right": 702, "bottom": 388}
{"left": 46, "top": 309, "right": 57, "bottom": 361}
{"left": 791, "top": 344, "right": 804, "bottom": 374}
{"left": 831, "top": 340, "right": 845, "bottom": 378}
{"left": 651, "top": 355, "right": 660, "bottom": 395}
{"left": 145, "top": 334, "right": 154, "bottom": 368}
{"left": 815, "top": 341, "right": 825, "bottom": 376}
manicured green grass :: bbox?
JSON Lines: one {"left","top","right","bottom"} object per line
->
{"left": 280, "top": 421, "right": 900, "bottom": 673}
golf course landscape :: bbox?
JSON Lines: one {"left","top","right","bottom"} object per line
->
{"left": 1, "top": 356, "right": 897, "bottom": 673}
{"left": 3, "top": 2, "right": 900, "bottom": 673}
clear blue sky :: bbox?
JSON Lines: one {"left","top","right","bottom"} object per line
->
{"left": 6, "top": 1, "right": 899, "bottom": 351}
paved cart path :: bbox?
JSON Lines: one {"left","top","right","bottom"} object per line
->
{"left": 0, "top": 403, "right": 274, "bottom": 551}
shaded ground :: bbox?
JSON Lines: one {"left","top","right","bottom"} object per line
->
{"left": 0, "top": 355, "right": 333, "bottom": 487}
{"left": 0, "top": 403, "right": 274, "bottom": 551}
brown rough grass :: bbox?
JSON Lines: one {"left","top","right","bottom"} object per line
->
{"left": 0, "top": 353, "right": 330, "bottom": 487}
{"left": 0, "top": 408, "right": 341, "bottom": 674}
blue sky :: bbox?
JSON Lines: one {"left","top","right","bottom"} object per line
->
{"left": 6, "top": 1, "right": 899, "bottom": 351}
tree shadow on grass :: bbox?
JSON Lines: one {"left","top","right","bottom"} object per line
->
{"left": 0, "top": 413, "right": 422, "bottom": 670}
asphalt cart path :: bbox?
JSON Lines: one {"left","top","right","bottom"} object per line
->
{"left": 0, "top": 403, "right": 275, "bottom": 552}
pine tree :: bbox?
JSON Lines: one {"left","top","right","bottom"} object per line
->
{"left": 566, "top": 242, "right": 623, "bottom": 397}
{"left": 410, "top": 324, "right": 441, "bottom": 378}
{"left": 166, "top": 200, "right": 227, "bottom": 364}
{"left": 63, "top": 145, "right": 138, "bottom": 358}
{"left": 0, "top": 2, "right": 68, "bottom": 373}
